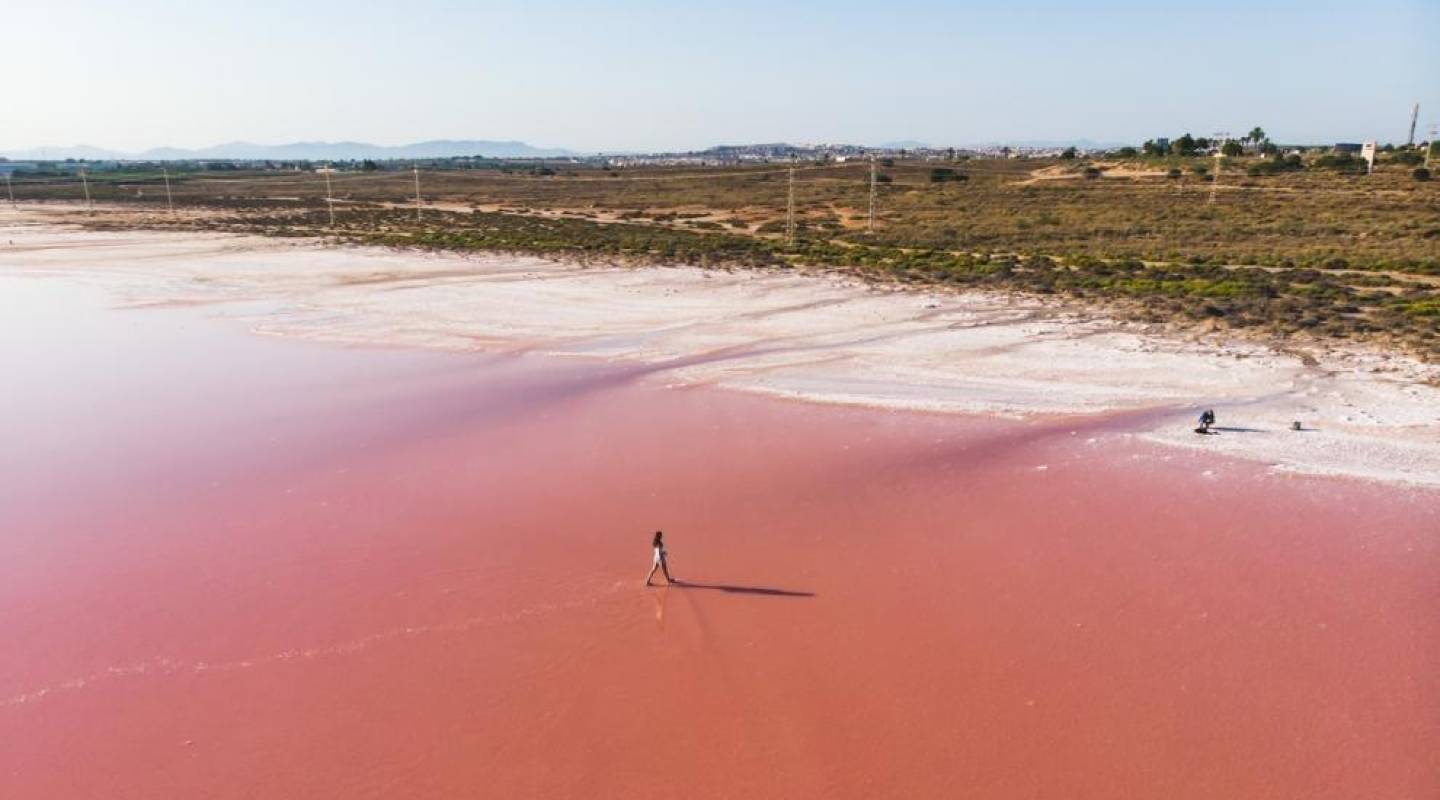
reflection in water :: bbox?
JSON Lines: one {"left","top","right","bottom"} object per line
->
{"left": 652, "top": 585, "right": 668, "bottom": 630}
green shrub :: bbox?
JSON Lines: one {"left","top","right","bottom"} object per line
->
{"left": 1312, "top": 153, "right": 1365, "bottom": 173}
{"left": 928, "top": 167, "right": 967, "bottom": 183}
{"left": 1247, "top": 155, "right": 1304, "bottom": 176}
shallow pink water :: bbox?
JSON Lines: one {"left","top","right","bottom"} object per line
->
{"left": 1, "top": 276, "right": 1436, "bottom": 798}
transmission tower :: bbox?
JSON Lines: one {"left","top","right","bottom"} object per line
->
{"left": 162, "top": 167, "right": 175, "bottom": 216}
{"left": 1409, "top": 103, "right": 1420, "bottom": 147}
{"left": 1208, "top": 131, "right": 1229, "bottom": 205}
{"left": 324, "top": 166, "right": 336, "bottom": 228}
{"left": 412, "top": 166, "right": 423, "bottom": 222}
{"left": 786, "top": 162, "right": 796, "bottom": 246}
{"left": 868, "top": 155, "right": 877, "bottom": 234}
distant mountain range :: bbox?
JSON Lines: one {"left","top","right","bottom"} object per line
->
{"left": 0, "top": 140, "right": 575, "bottom": 161}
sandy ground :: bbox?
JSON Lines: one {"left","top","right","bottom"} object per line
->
{"left": 2, "top": 205, "right": 1437, "bottom": 487}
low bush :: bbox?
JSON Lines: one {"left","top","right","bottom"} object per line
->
{"left": 1311, "top": 153, "right": 1365, "bottom": 173}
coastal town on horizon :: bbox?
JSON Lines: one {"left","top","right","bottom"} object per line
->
{"left": 2, "top": 114, "right": 1434, "bottom": 169}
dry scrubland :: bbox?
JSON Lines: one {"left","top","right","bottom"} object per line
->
{"left": 12, "top": 154, "right": 1440, "bottom": 357}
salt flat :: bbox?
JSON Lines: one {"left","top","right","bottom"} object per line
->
{"left": 3, "top": 206, "right": 1436, "bottom": 487}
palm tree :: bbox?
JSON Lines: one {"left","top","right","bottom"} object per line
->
{"left": 1247, "top": 126, "right": 1267, "bottom": 146}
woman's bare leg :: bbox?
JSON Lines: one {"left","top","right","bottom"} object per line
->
{"left": 645, "top": 562, "right": 660, "bottom": 586}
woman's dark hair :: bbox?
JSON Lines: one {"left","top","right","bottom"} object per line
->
{"left": 652, "top": 530, "right": 664, "bottom": 547}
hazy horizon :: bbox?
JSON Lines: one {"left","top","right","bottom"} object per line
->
{"left": 0, "top": 136, "right": 1162, "bottom": 162}
{"left": 6, "top": 0, "right": 1438, "bottom": 153}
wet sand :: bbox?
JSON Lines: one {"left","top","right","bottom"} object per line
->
{"left": 1, "top": 276, "right": 1436, "bottom": 799}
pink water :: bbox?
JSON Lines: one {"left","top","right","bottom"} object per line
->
{"left": 1, "top": 276, "right": 1436, "bottom": 798}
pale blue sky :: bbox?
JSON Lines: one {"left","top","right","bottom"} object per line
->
{"left": 5, "top": 0, "right": 1437, "bottom": 152}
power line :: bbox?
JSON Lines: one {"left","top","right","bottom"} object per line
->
{"left": 32, "top": 159, "right": 1051, "bottom": 199}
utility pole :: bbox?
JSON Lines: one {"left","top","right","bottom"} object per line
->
{"left": 1407, "top": 104, "right": 1419, "bottom": 147}
{"left": 1208, "top": 132, "right": 1229, "bottom": 205}
{"left": 324, "top": 166, "right": 336, "bottom": 228}
{"left": 868, "top": 155, "right": 877, "bottom": 234}
{"left": 80, "top": 168, "right": 92, "bottom": 213}
{"left": 1427, "top": 124, "right": 1438, "bottom": 170}
{"left": 5, "top": 173, "right": 14, "bottom": 208}
{"left": 162, "top": 167, "right": 175, "bottom": 216}
{"left": 786, "top": 162, "right": 796, "bottom": 246}
{"left": 412, "top": 166, "right": 422, "bottom": 223}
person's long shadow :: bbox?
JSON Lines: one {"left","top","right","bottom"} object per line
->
{"left": 666, "top": 580, "right": 814, "bottom": 598}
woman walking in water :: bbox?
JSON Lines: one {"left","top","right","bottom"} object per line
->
{"left": 646, "top": 530, "right": 677, "bottom": 586}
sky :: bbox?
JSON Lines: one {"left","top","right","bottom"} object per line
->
{"left": 4, "top": 0, "right": 1438, "bottom": 153}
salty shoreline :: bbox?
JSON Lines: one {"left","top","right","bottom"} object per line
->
{"left": 2, "top": 205, "right": 1437, "bottom": 487}
{"left": 3, "top": 211, "right": 1438, "bottom": 800}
